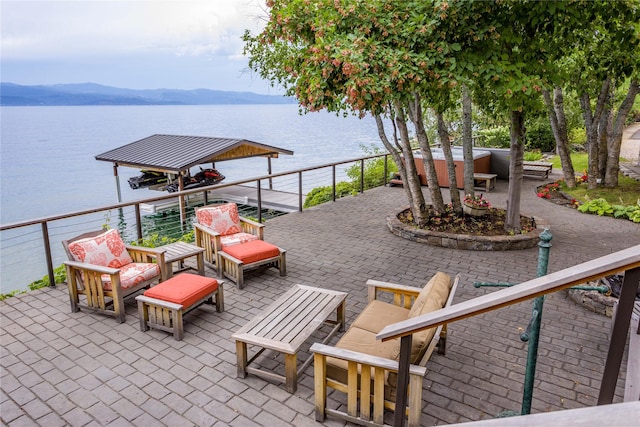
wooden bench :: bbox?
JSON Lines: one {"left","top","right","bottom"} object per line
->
{"left": 136, "top": 273, "right": 224, "bottom": 340}
{"left": 388, "top": 172, "right": 426, "bottom": 187}
{"left": 473, "top": 173, "right": 498, "bottom": 192}
{"left": 389, "top": 172, "right": 404, "bottom": 187}
{"left": 311, "top": 273, "right": 459, "bottom": 427}
{"left": 523, "top": 161, "right": 553, "bottom": 179}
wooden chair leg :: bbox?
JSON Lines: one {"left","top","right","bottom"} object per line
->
{"left": 215, "top": 283, "right": 224, "bottom": 312}
{"left": 314, "top": 353, "right": 327, "bottom": 422}
{"left": 438, "top": 324, "right": 447, "bottom": 355}
{"left": 279, "top": 251, "right": 287, "bottom": 276}
{"left": 173, "top": 310, "right": 184, "bottom": 341}
{"left": 137, "top": 299, "right": 150, "bottom": 331}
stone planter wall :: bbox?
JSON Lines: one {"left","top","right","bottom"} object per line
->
{"left": 387, "top": 207, "right": 549, "bottom": 251}
{"left": 566, "top": 285, "right": 617, "bottom": 318}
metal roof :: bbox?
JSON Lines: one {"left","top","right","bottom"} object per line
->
{"left": 95, "top": 134, "right": 293, "bottom": 173}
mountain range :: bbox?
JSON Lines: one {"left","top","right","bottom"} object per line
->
{"left": 0, "top": 82, "right": 293, "bottom": 106}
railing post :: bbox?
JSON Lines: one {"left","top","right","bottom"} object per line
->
{"left": 135, "top": 204, "right": 143, "bottom": 242}
{"left": 521, "top": 228, "right": 552, "bottom": 415}
{"left": 360, "top": 159, "right": 365, "bottom": 193}
{"left": 257, "top": 180, "right": 263, "bottom": 223}
{"left": 393, "top": 334, "right": 412, "bottom": 427}
{"left": 41, "top": 222, "right": 55, "bottom": 287}
{"left": 598, "top": 266, "right": 640, "bottom": 405}
{"left": 384, "top": 154, "right": 389, "bottom": 186}
{"left": 298, "top": 172, "right": 303, "bottom": 212}
{"left": 332, "top": 165, "right": 336, "bottom": 202}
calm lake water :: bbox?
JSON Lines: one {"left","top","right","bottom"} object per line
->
{"left": 0, "top": 104, "right": 385, "bottom": 293}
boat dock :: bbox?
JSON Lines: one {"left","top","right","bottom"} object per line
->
{"left": 140, "top": 184, "right": 303, "bottom": 214}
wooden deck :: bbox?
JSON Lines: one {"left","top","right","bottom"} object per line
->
{"left": 140, "top": 184, "right": 303, "bottom": 214}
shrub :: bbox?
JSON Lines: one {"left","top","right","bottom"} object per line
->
{"left": 133, "top": 230, "right": 194, "bottom": 248}
{"left": 346, "top": 145, "right": 397, "bottom": 190}
{"left": 526, "top": 119, "right": 555, "bottom": 153}
{"left": 612, "top": 202, "right": 640, "bottom": 223}
{"left": 524, "top": 150, "right": 544, "bottom": 161}
{"left": 27, "top": 264, "right": 67, "bottom": 290}
{"left": 304, "top": 181, "right": 353, "bottom": 208}
{"left": 577, "top": 198, "right": 614, "bottom": 216}
{"left": 568, "top": 127, "right": 586, "bottom": 147}
{"left": 305, "top": 145, "right": 396, "bottom": 208}
{"left": 476, "top": 127, "right": 510, "bottom": 148}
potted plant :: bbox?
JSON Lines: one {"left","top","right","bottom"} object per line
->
{"left": 463, "top": 194, "right": 491, "bottom": 217}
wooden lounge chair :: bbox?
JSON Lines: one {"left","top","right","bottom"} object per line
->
{"left": 193, "top": 203, "right": 264, "bottom": 270}
{"left": 62, "top": 229, "right": 167, "bottom": 323}
{"left": 311, "top": 272, "right": 459, "bottom": 427}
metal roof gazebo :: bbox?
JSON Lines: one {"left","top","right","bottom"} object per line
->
{"left": 95, "top": 134, "right": 294, "bottom": 220}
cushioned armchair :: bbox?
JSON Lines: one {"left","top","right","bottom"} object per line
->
{"left": 62, "top": 229, "right": 167, "bottom": 323}
{"left": 311, "top": 272, "right": 459, "bottom": 427}
{"left": 193, "top": 203, "right": 264, "bottom": 270}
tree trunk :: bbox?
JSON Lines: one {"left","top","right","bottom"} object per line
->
{"left": 579, "top": 78, "right": 610, "bottom": 189}
{"left": 605, "top": 80, "right": 640, "bottom": 187}
{"left": 542, "top": 87, "right": 575, "bottom": 188}
{"left": 436, "top": 112, "right": 461, "bottom": 212}
{"left": 462, "top": 85, "right": 475, "bottom": 195}
{"left": 506, "top": 110, "right": 526, "bottom": 232}
{"left": 377, "top": 104, "right": 431, "bottom": 226}
{"left": 407, "top": 95, "right": 447, "bottom": 214}
{"left": 597, "top": 86, "right": 613, "bottom": 182}
{"left": 374, "top": 114, "right": 415, "bottom": 208}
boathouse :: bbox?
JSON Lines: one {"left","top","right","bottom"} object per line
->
{"left": 95, "top": 134, "right": 294, "bottom": 218}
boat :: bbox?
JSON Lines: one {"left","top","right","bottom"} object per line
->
{"left": 128, "top": 170, "right": 168, "bottom": 189}
{"left": 166, "top": 168, "right": 225, "bottom": 193}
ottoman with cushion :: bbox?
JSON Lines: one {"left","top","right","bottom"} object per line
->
{"left": 135, "top": 273, "right": 224, "bottom": 340}
{"left": 219, "top": 240, "right": 286, "bottom": 289}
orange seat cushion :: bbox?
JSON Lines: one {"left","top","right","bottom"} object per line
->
{"left": 222, "top": 240, "right": 281, "bottom": 264}
{"left": 144, "top": 273, "right": 218, "bottom": 308}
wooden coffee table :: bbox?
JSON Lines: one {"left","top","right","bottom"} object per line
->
{"left": 157, "top": 241, "right": 205, "bottom": 277}
{"left": 232, "top": 284, "right": 347, "bottom": 393}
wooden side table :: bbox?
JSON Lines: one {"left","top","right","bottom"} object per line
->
{"left": 157, "top": 241, "right": 205, "bottom": 277}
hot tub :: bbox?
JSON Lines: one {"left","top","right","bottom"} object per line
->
{"left": 409, "top": 148, "right": 491, "bottom": 189}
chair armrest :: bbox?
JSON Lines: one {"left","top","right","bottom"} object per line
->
{"left": 126, "top": 246, "right": 167, "bottom": 280}
{"left": 310, "top": 343, "right": 427, "bottom": 377}
{"left": 126, "top": 245, "right": 165, "bottom": 262}
{"left": 240, "top": 217, "right": 264, "bottom": 239}
{"left": 193, "top": 222, "right": 221, "bottom": 238}
{"left": 366, "top": 279, "right": 422, "bottom": 308}
{"left": 64, "top": 260, "right": 120, "bottom": 275}
{"left": 125, "top": 245, "right": 165, "bottom": 256}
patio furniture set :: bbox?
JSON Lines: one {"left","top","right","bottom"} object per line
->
{"left": 61, "top": 202, "right": 458, "bottom": 426}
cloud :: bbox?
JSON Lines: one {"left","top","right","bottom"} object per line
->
{"left": 0, "top": 0, "right": 279, "bottom": 91}
{"left": 1, "top": 0, "right": 267, "bottom": 61}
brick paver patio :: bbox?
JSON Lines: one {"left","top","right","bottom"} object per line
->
{"left": 2, "top": 171, "right": 638, "bottom": 426}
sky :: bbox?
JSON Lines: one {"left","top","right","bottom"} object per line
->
{"left": 0, "top": 0, "right": 281, "bottom": 94}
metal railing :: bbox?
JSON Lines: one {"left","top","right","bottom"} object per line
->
{"left": 0, "top": 153, "right": 392, "bottom": 293}
{"left": 378, "top": 245, "right": 640, "bottom": 427}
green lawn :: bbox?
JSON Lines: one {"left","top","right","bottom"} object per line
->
{"left": 549, "top": 153, "right": 640, "bottom": 206}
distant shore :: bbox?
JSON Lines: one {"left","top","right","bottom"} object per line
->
{"left": 0, "top": 82, "right": 293, "bottom": 106}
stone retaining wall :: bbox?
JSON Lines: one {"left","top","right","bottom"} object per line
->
{"left": 386, "top": 208, "right": 548, "bottom": 251}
